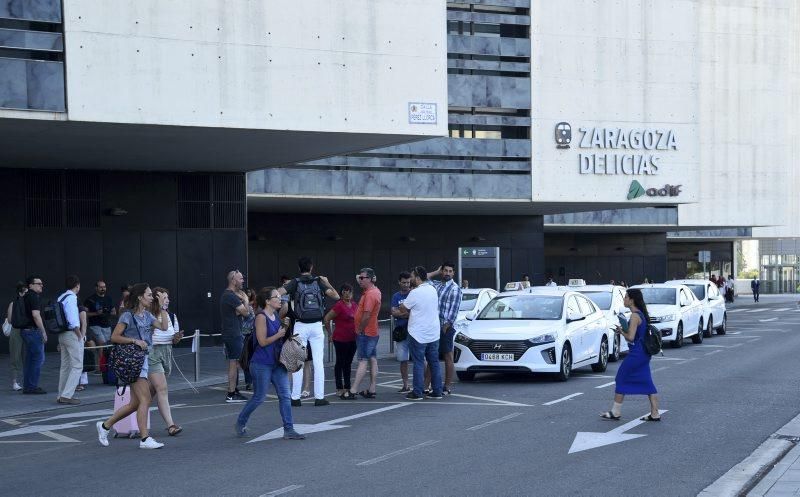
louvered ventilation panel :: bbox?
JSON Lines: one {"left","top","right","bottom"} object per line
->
{"left": 177, "top": 174, "right": 211, "bottom": 229}
{"left": 25, "top": 171, "right": 63, "bottom": 228}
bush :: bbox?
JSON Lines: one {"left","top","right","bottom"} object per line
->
{"left": 738, "top": 269, "right": 759, "bottom": 280}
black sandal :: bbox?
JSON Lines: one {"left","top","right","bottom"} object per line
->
{"left": 340, "top": 391, "right": 357, "bottom": 400}
{"left": 640, "top": 414, "right": 661, "bottom": 422}
{"left": 600, "top": 411, "right": 621, "bottom": 420}
{"left": 167, "top": 425, "right": 183, "bottom": 436}
{"left": 358, "top": 390, "right": 376, "bottom": 399}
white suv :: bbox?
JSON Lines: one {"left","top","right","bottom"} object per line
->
{"left": 629, "top": 284, "right": 704, "bottom": 348}
{"left": 664, "top": 280, "right": 727, "bottom": 337}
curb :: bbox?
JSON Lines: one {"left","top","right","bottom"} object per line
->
{"left": 699, "top": 412, "right": 800, "bottom": 496}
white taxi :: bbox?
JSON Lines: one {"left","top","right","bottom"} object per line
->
{"left": 664, "top": 279, "right": 727, "bottom": 336}
{"left": 453, "top": 289, "right": 609, "bottom": 382}
{"left": 456, "top": 288, "right": 498, "bottom": 322}
{"left": 571, "top": 284, "right": 631, "bottom": 362}
{"left": 629, "top": 283, "right": 704, "bottom": 348}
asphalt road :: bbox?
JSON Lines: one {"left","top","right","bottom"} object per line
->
{"left": 2, "top": 297, "right": 799, "bottom": 497}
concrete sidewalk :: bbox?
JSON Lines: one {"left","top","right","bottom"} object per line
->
{"left": 0, "top": 323, "right": 397, "bottom": 418}
{"left": 749, "top": 443, "right": 800, "bottom": 496}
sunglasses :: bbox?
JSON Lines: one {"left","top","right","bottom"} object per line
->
{"left": 357, "top": 276, "right": 371, "bottom": 280}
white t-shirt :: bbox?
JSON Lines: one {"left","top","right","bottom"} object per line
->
{"left": 152, "top": 313, "right": 179, "bottom": 345}
{"left": 403, "top": 283, "right": 440, "bottom": 344}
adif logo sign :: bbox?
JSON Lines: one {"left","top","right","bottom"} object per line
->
{"left": 627, "top": 180, "right": 682, "bottom": 200}
{"left": 555, "top": 122, "right": 572, "bottom": 149}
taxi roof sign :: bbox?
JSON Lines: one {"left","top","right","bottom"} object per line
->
{"left": 504, "top": 281, "right": 524, "bottom": 291}
{"left": 568, "top": 279, "right": 587, "bottom": 287}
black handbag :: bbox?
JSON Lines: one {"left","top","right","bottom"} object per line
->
{"left": 392, "top": 325, "right": 408, "bottom": 342}
{"left": 239, "top": 331, "right": 256, "bottom": 371}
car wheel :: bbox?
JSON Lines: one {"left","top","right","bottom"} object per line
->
{"left": 592, "top": 337, "right": 609, "bottom": 372}
{"left": 456, "top": 371, "right": 475, "bottom": 382}
{"left": 556, "top": 344, "right": 572, "bottom": 382}
{"left": 703, "top": 315, "right": 713, "bottom": 338}
{"left": 671, "top": 323, "right": 684, "bottom": 348}
{"left": 716, "top": 314, "right": 727, "bottom": 335}
{"left": 609, "top": 334, "right": 621, "bottom": 362}
{"left": 692, "top": 319, "right": 704, "bottom": 344}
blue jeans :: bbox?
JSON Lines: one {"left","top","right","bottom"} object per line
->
{"left": 21, "top": 329, "right": 45, "bottom": 391}
{"left": 237, "top": 362, "right": 293, "bottom": 430}
{"left": 409, "top": 335, "right": 442, "bottom": 397}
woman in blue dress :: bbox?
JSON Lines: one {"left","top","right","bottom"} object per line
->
{"left": 601, "top": 288, "right": 661, "bottom": 421}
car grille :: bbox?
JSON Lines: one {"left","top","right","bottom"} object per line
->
{"left": 467, "top": 340, "right": 530, "bottom": 361}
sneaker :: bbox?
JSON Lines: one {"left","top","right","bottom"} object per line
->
{"left": 300, "top": 390, "right": 311, "bottom": 399}
{"left": 442, "top": 387, "right": 452, "bottom": 396}
{"left": 12, "top": 381, "right": 22, "bottom": 391}
{"left": 283, "top": 428, "right": 306, "bottom": 440}
{"left": 423, "top": 389, "right": 432, "bottom": 396}
{"left": 405, "top": 392, "right": 423, "bottom": 401}
{"left": 291, "top": 399, "right": 302, "bottom": 407}
{"left": 397, "top": 386, "right": 411, "bottom": 394}
{"left": 314, "top": 398, "right": 330, "bottom": 407}
{"left": 234, "top": 422, "right": 248, "bottom": 438}
{"left": 96, "top": 421, "right": 110, "bottom": 447}
{"left": 57, "top": 397, "right": 81, "bottom": 405}
{"left": 225, "top": 392, "right": 247, "bottom": 403}
{"left": 23, "top": 387, "right": 46, "bottom": 395}
{"left": 425, "top": 392, "right": 443, "bottom": 400}
{"left": 139, "top": 437, "right": 164, "bottom": 449}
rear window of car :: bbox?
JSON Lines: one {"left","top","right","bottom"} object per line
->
{"left": 580, "top": 291, "right": 612, "bottom": 310}
{"left": 459, "top": 293, "right": 479, "bottom": 311}
{"left": 686, "top": 285, "right": 705, "bottom": 300}
{"left": 478, "top": 295, "right": 563, "bottom": 320}
{"left": 639, "top": 288, "right": 676, "bottom": 305}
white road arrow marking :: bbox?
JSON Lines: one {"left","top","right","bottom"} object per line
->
{"left": 759, "top": 317, "right": 778, "bottom": 322}
{"left": 568, "top": 410, "right": 667, "bottom": 454}
{"left": 247, "top": 403, "right": 411, "bottom": 443}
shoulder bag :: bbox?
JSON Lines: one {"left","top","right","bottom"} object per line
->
{"left": 279, "top": 334, "right": 306, "bottom": 373}
{"left": 108, "top": 312, "right": 147, "bottom": 394}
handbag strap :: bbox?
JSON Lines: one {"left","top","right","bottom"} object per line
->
{"left": 126, "top": 310, "right": 144, "bottom": 341}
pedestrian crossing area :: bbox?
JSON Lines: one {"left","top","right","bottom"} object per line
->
{"left": 727, "top": 306, "right": 800, "bottom": 314}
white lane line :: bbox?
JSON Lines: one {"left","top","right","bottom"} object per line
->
{"left": 725, "top": 309, "right": 746, "bottom": 313}
{"left": 745, "top": 309, "right": 769, "bottom": 313}
{"left": 573, "top": 374, "right": 614, "bottom": 379}
{"left": 701, "top": 344, "right": 728, "bottom": 348}
{"left": 746, "top": 338, "right": 760, "bottom": 343}
{"left": 727, "top": 332, "right": 741, "bottom": 335}
{"left": 651, "top": 367, "right": 668, "bottom": 373}
{"left": 448, "top": 393, "right": 531, "bottom": 407}
{"left": 466, "top": 412, "right": 523, "bottom": 431}
{"left": 677, "top": 358, "right": 697, "bottom": 364}
{"left": 704, "top": 350, "right": 722, "bottom": 356}
{"left": 773, "top": 308, "right": 792, "bottom": 312}
{"left": 728, "top": 343, "right": 743, "bottom": 348}
{"left": 357, "top": 440, "right": 439, "bottom": 466}
{"left": 594, "top": 381, "right": 616, "bottom": 389}
{"left": 759, "top": 317, "right": 778, "bottom": 322}
{"left": 259, "top": 484, "right": 304, "bottom": 497}
{"left": 651, "top": 357, "right": 689, "bottom": 361}
{"left": 543, "top": 393, "right": 583, "bottom": 406}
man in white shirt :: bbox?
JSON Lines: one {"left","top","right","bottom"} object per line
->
{"left": 400, "top": 266, "right": 443, "bottom": 401}
{"left": 57, "top": 275, "right": 84, "bottom": 405}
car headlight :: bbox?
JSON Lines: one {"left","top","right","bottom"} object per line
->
{"left": 653, "top": 314, "right": 677, "bottom": 323}
{"left": 454, "top": 332, "right": 472, "bottom": 346}
{"left": 526, "top": 334, "right": 556, "bottom": 346}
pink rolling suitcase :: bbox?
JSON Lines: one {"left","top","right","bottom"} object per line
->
{"left": 112, "top": 387, "right": 150, "bottom": 438}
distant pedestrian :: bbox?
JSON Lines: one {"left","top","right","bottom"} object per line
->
{"left": 602, "top": 289, "right": 660, "bottom": 421}
{"left": 400, "top": 266, "right": 443, "bottom": 401}
{"left": 521, "top": 274, "right": 531, "bottom": 288}
{"left": 240, "top": 288, "right": 257, "bottom": 391}
{"left": 726, "top": 275, "right": 735, "bottom": 303}
{"left": 117, "top": 284, "right": 131, "bottom": 316}
{"left": 20, "top": 275, "right": 47, "bottom": 394}
{"left": 96, "top": 284, "right": 172, "bottom": 449}
{"left": 235, "top": 287, "right": 305, "bottom": 440}
{"left": 278, "top": 256, "right": 339, "bottom": 407}
{"left": 751, "top": 277, "right": 760, "bottom": 302}
{"left": 461, "top": 279, "right": 469, "bottom": 290}
{"left": 84, "top": 280, "right": 116, "bottom": 379}
{"left": 323, "top": 283, "right": 357, "bottom": 397}
{"left": 390, "top": 272, "right": 412, "bottom": 393}
{"left": 148, "top": 287, "right": 184, "bottom": 437}
{"left": 219, "top": 270, "right": 252, "bottom": 403}
{"left": 5, "top": 281, "right": 27, "bottom": 391}
{"left": 344, "top": 268, "right": 382, "bottom": 400}
{"left": 610, "top": 279, "right": 616, "bottom": 286}
{"left": 56, "top": 275, "right": 84, "bottom": 405}
{"left": 427, "top": 263, "right": 462, "bottom": 395}
{"left": 546, "top": 277, "right": 557, "bottom": 287}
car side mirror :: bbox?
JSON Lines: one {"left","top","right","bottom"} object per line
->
{"left": 567, "top": 310, "right": 584, "bottom": 323}
{"left": 466, "top": 311, "right": 477, "bottom": 321}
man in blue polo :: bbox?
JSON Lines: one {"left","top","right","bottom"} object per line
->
{"left": 427, "top": 262, "right": 462, "bottom": 395}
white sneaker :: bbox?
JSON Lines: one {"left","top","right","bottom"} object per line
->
{"left": 139, "top": 437, "right": 164, "bottom": 449}
{"left": 12, "top": 381, "right": 22, "bottom": 391}
{"left": 96, "top": 421, "right": 110, "bottom": 447}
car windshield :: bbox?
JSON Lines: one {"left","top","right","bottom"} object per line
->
{"left": 639, "top": 288, "right": 676, "bottom": 305}
{"left": 478, "top": 295, "right": 563, "bottom": 320}
{"left": 686, "top": 285, "right": 705, "bottom": 300}
{"left": 459, "top": 293, "right": 479, "bottom": 311}
{"left": 581, "top": 291, "right": 612, "bottom": 310}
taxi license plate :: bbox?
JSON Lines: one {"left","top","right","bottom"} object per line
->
{"left": 481, "top": 353, "right": 514, "bottom": 361}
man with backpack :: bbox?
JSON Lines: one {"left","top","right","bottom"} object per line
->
{"left": 278, "top": 256, "right": 340, "bottom": 406}
{"left": 56, "top": 275, "right": 84, "bottom": 405}
{"left": 20, "top": 276, "right": 47, "bottom": 394}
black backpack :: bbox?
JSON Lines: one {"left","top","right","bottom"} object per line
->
{"left": 9, "top": 295, "right": 28, "bottom": 328}
{"left": 42, "top": 294, "right": 71, "bottom": 334}
{"left": 643, "top": 324, "right": 663, "bottom": 356}
{"left": 293, "top": 278, "right": 325, "bottom": 321}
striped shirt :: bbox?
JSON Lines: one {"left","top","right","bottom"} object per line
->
{"left": 430, "top": 279, "right": 462, "bottom": 326}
